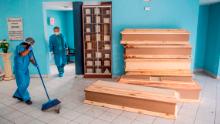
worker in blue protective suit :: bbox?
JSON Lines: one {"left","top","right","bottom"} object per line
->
{"left": 49, "top": 26, "right": 67, "bottom": 77}
{"left": 13, "top": 37, "right": 37, "bottom": 105}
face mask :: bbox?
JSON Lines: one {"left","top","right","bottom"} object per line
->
{"left": 55, "top": 32, "right": 60, "bottom": 35}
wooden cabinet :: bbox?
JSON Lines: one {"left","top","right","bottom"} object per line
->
{"left": 82, "top": 3, "right": 112, "bottom": 78}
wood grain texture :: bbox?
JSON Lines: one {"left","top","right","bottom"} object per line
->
{"left": 125, "top": 55, "right": 191, "bottom": 59}
{"left": 84, "top": 80, "right": 179, "bottom": 119}
{"left": 125, "top": 44, "right": 191, "bottom": 48}
{"left": 119, "top": 75, "right": 193, "bottom": 82}
{"left": 84, "top": 100, "right": 176, "bottom": 119}
{"left": 121, "top": 40, "right": 189, "bottom": 45}
{"left": 119, "top": 76, "right": 201, "bottom": 101}
{"left": 125, "top": 70, "right": 192, "bottom": 76}
{"left": 122, "top": 34, "right": 189, "bottom": 41}
{"left": 121, "top": 29, "right": 190, "bottom": 35}
{"left": 125, "top": 47, "right": 192, "bottom": 56}
{"left": 125, "top": 59, "right": 191, "bottom": 72}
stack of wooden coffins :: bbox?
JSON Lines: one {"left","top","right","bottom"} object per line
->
{"left": 119, "top": 29, "right": 201, "bottom": 102}
{"left": 84, "top": 29, "right": 201, "bottom": 119}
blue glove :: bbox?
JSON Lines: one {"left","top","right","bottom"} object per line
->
{"left": 28, "top": 46, "right": 33, "bottom": 51}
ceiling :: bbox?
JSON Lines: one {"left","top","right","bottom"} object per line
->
{"left": 200, "top": 0, "right": 220, "bottom": 5}
{"left": 43, "top": 2, "right": 73, "bottom": 11}
{"left": 43, "top": 1, "right": 220, "bottom": 10}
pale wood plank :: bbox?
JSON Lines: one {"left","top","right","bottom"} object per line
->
{"left": 120, "top": 75, "right": 193, "bottom": 82}
{"left": 125, "top": 44, "right": 191, "bottom": 48}
{"left": 84, "top": 80, "right": 179, "bottom": 119}
{"left": 125, "top": 47, "right": 192, "bottom": 56}
{"left": 119, "top": 77, "right": 201, "bottom": 102}
{"left": 84, "top": 100, "right": 176, "bottom": 119}
{"left": 125, "top": 59, "right": 191, "bottom": 71}
{"left": 125, "top": 55, "right": 191, "bottom": 59}
{"left": 121, "top": 29, "right": 190, "bottom": 41}
{"left": 126, "top": 70, "right": 192, "bottom": 77}
{"left": 121, "top": 29, "right": 190, "bottom": 35}
{"left": 121, "top": 40, "right": 189, "bottom": 45}
{"left": 85, "top": 80, "right": 178, "bottom": 102}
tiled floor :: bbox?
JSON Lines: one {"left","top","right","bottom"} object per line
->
{"left": 0, "top": 64, "right": 219, "bottom": 124}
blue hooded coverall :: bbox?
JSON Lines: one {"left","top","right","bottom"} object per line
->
{"left": 49, "top": 34, "right": 67, "bottom": 76}
{"left": 13, "top": 43, "right": 33, "bottom": 102}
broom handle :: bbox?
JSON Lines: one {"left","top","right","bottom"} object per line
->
{"left": 31, "top": 51, "right": 51, "bottom": 101}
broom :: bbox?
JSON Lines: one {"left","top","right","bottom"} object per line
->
{"left": 32, "top": 51, "right": 61, "bottom": 113}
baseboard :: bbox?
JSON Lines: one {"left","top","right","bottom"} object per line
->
{"left": 193, "top": 69, "right": 204, "bottom": 73}
{"left": 194, "top": 68, "right": 220, "bottom": 79}
{"left": 203, "top": 70, "right": 220, "bottom": 79}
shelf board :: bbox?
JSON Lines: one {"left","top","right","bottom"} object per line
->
{"left": 84, "top": 14, "right": 111, "bottom": 16}
{"left": 86, "top": 65, "right": 111, "bottom": 67}
{"left": 84, "top": 23, "right": 111, "bottom": 25}
{"left": 85, "top": 58, "right": 111, "bottom": 60}
{"left": 84, "top": 74, "right": 112, "bottom": 78}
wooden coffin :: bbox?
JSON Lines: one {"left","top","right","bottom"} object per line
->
{"left": 125, "top": 45, "right": 192, "bottom": 59}
{"left": 119, "top": 76, "right": 201, "bottom": 102}
{"left": 121, "top": 40, "right": 190, "bottom": 45}
{"left": 121, "top": 29, "right": 190, "bottom": 41}
{"left": 119, "top": 75, "right": 193, "bottom": 82}
{"left": 125, "top": 71, "right": 192, "bottom": 77}
{"left": 125, "top": 59, "right": 191, "bottom": 76}
{"left": 84, "top": 80, "right": 179, "bottom": 119}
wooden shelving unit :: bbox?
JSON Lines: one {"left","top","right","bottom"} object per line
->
{"left": 82, "top": 2, "right": 112, "bottom": 78}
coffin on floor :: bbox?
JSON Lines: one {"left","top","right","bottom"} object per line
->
{"left": 119, "top": 76, "right": 201, "bottom": 102}
{"left": 84, "top": 80, "right": 179, "bottom": 119}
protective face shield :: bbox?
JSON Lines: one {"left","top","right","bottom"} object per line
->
{"left": 25, "top": 37, "right": 35, "bottom": 45}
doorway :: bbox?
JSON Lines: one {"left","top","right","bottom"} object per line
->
{"left": 42, "top": 2, "right": 75, "bottom": 77}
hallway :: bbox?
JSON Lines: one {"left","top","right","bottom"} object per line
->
{"left": 0, "top": 72, "right": 219, "bottom": 124}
